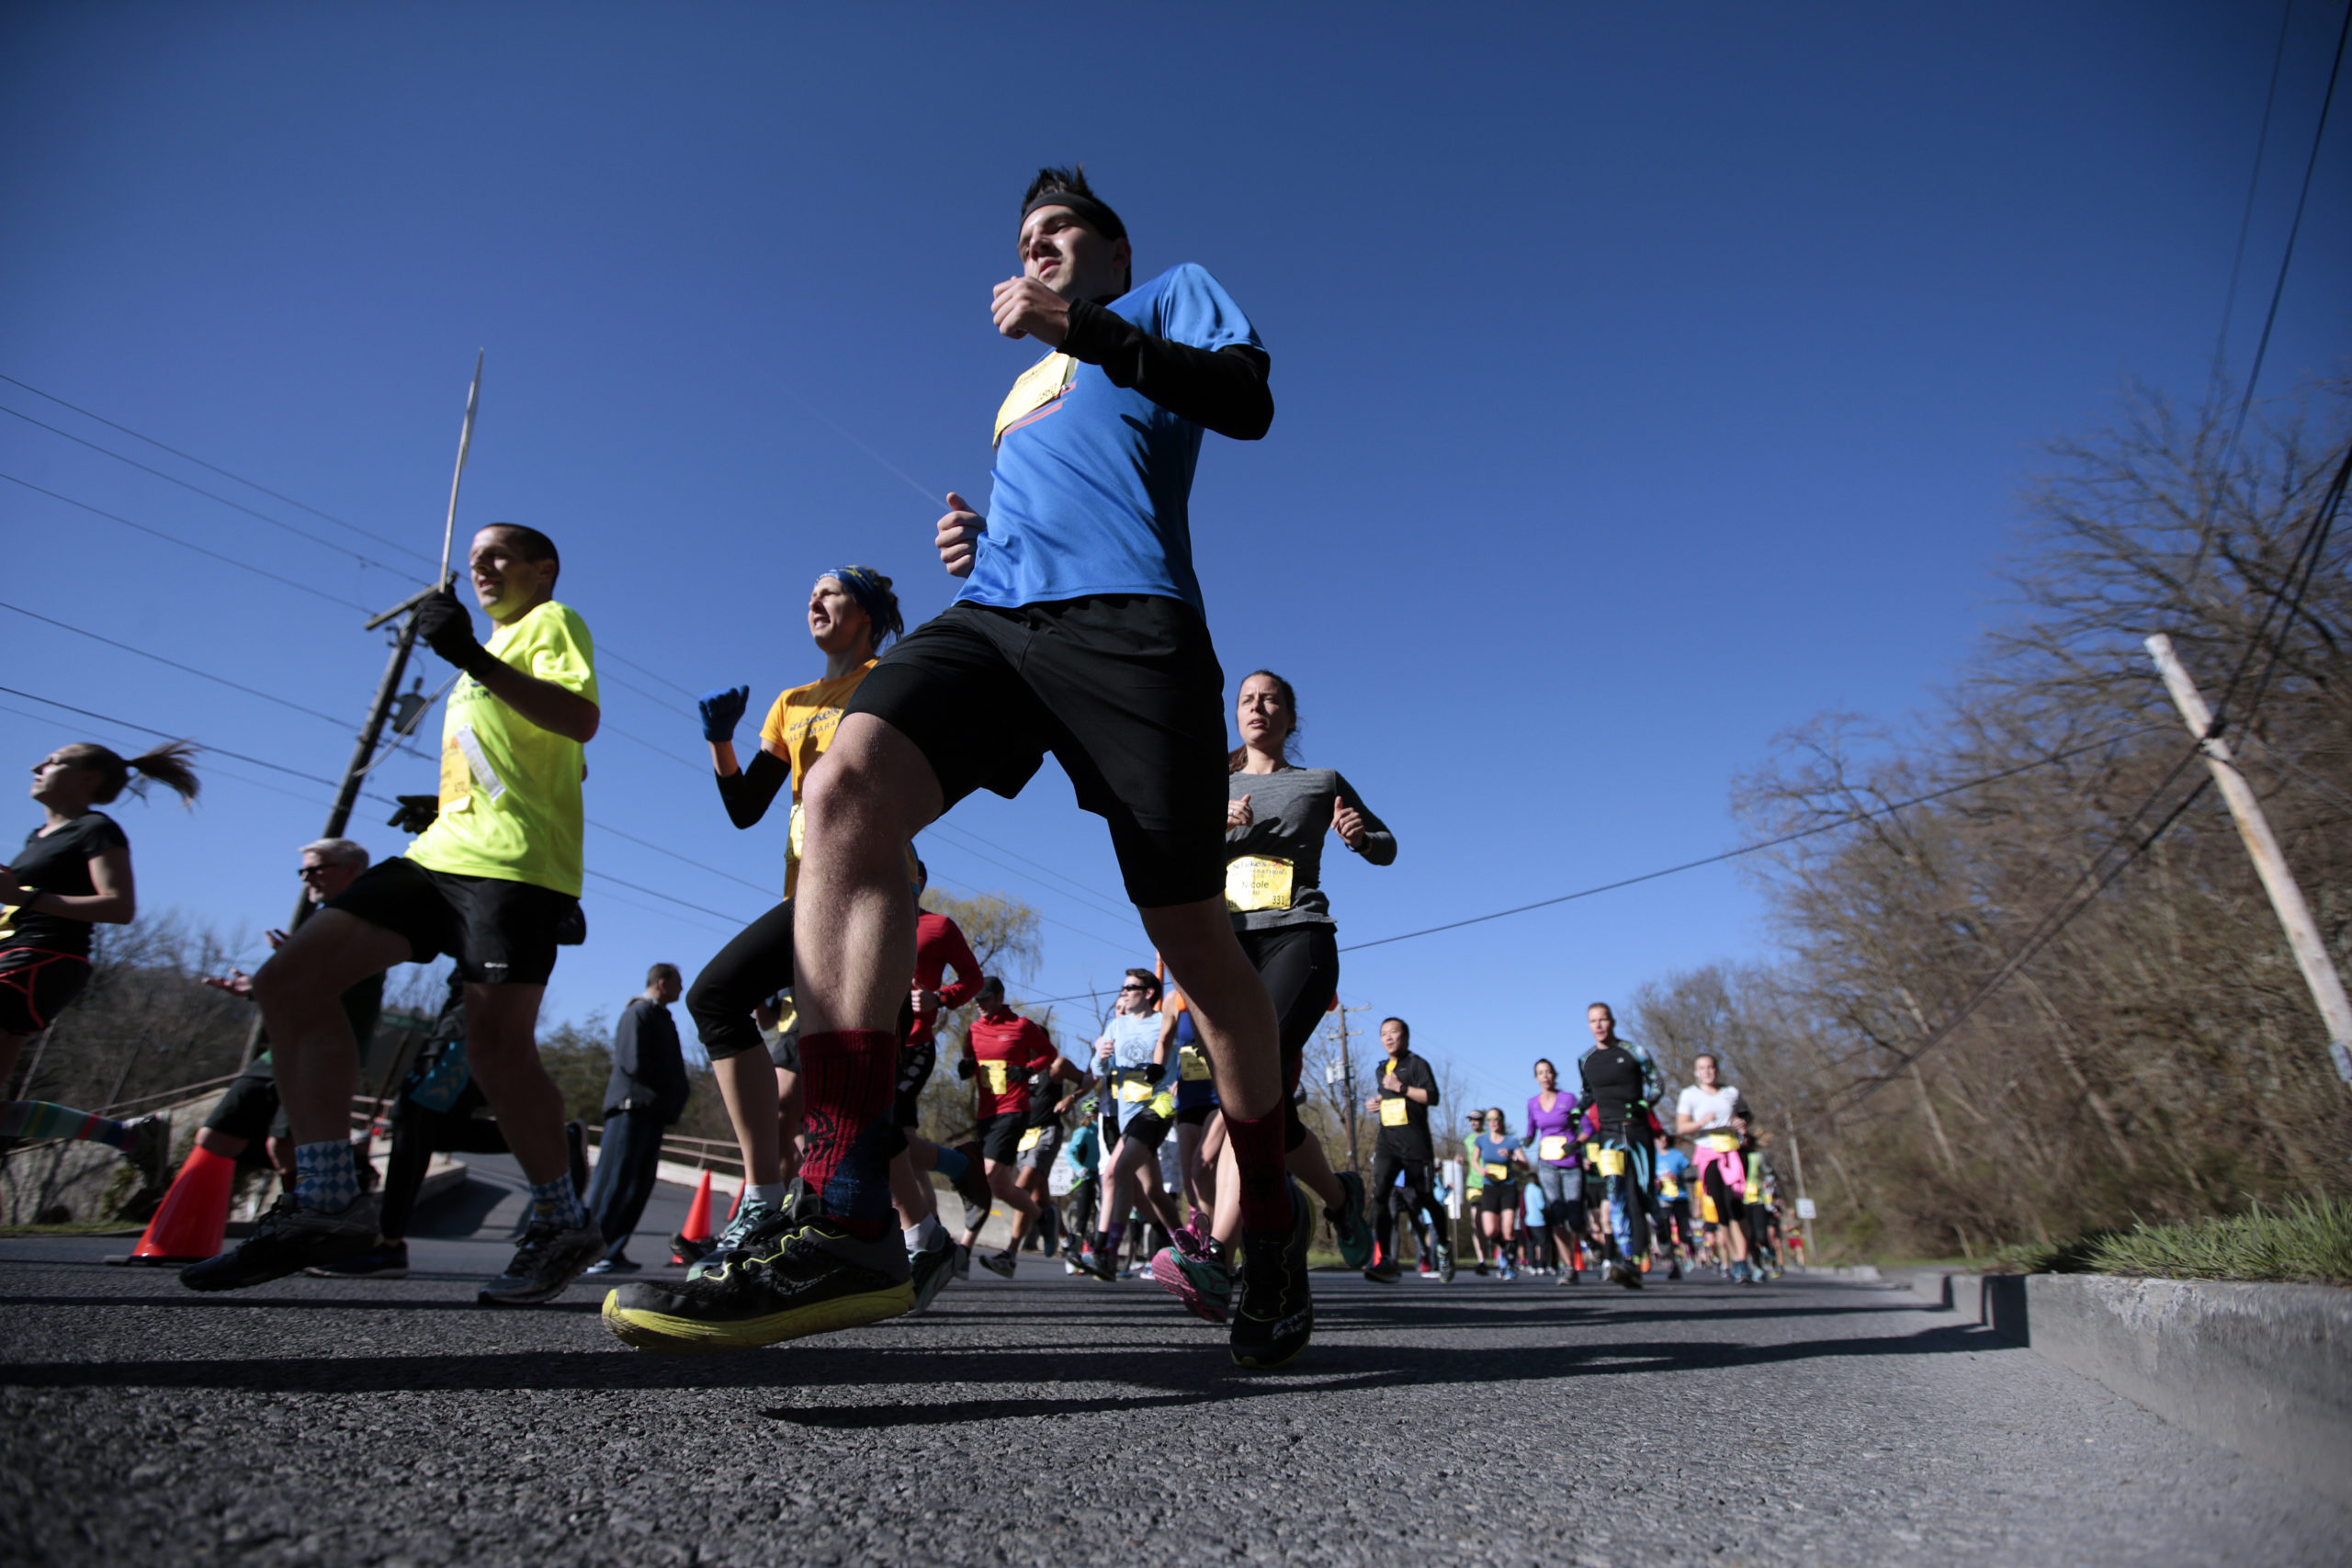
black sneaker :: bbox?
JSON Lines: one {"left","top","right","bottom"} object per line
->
{"left": 305, "top": 1240, "right": 410, "bottom": 1280}
{"left": 122, "top": 1111, "right": 173, "bottom": 1189}
{"left": 180, "top": 1193, "right": 378, "bottom": 1292}
{"left": 1328, "top": 1171, "right": 1373, "bottom": 1269}
{"left": 977, "top": 1247, "right": 1017, "bottom": 1279}
{"left": 1435, "top": 1237, "right": 1457, "bottom": 1284}
{"left": 601, "top": 1198, "right": 913, "bottom": 1354}
{"left": 478, "top": 1219, "right": 605, "bottom": 1305}
{"left": 1363, "top": 1258, "right": 1403, "bottom": 1283}
{"left": 909, "top": 1231, "right": 957, "bottom": 1314}
{"left": 1230, "top": 1179, "right": 1313, "bottom": 1371}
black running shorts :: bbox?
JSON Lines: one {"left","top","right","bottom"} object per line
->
{"left": 1119, "top": 1107, "right": 1174, "bottom": 1152}
{"left": 843, "top": 596, "right": 1227, "bottom": 909}
{"left": 324, "top": 857, "right": 578, "bottom": 986}
{"left": 977, "top": 1110, "right": 1027, "bottom": 1165}
{"left": 0, "top": 946, "right": 90, "bottom": 1037}
{"left": 1476, "top": 1181, "right": 1521, "bottom": 1215}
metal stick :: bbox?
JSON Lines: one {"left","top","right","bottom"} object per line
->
{"left": 436, "top": 350, "right": 484, "bottom": 588}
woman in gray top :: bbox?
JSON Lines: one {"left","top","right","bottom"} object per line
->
{"left": 1155, "top": 669, "right": 1397, "bottom": 1320}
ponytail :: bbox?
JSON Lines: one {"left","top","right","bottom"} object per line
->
{"left": 60, "top": 740, "right": 201, "bottom": 806}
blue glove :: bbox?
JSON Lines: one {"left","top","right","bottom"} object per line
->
{"left": 698, "top": 684, "right": 751, "bottom": 744}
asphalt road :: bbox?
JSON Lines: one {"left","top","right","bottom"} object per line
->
{"left": 1, "top": 1165, "right": 2343, "bottom": 1567}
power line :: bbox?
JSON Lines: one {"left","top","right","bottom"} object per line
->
{"left": 3, "top": 471, "right": 374, "bottom": 613}
{"left": 0, "top": 600, "right": 353, "bottom": 730}
{"left": 0, "top": 683, "right": 344, "bottom": 791}
{"left": 0, "top": 402, "right": 414, "bottom": 576}
{"left": 2214, "top": 3, "right": 2298, "bottom": 360}
{"left": 0, "top": 371, "right": 437, "bottom": 565}
{"left": 1339, "top": 726, "right": 2167, "bottom": 953}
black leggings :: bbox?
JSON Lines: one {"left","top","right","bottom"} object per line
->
{"left": 688, "top": 897, "right": 916, "bottom": 1065}
{"left": 1235, "top": 922, "right": 1338, "bottom": 1152}
{"left": 688, "top": 899, "right": 794, "bottom": 1062}
{"left": 1370, "top": 1148, "right": 1445, "bottom": 1260}
{"left": 379, "top": 1080, "right": 512, "bottom": 1241}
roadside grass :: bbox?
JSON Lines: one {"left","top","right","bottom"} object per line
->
{"left": 1984, "top": 1195, "right": 2352, "bottom": 1286}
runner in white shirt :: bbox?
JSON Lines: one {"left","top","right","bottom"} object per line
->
{"left": 1674, "top": 1053, "right": 1755, "bottom": 1283}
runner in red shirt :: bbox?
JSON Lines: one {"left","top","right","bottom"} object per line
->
{"left": 891, "top": 885, "right": 989, "bottom": 1309}
{"left": 961, "top": 975, "right": 1084, "bottom": 1277}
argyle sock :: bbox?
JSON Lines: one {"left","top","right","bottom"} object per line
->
{"left": 293, "top": 1139, "right": 360, "bottom": 1213}
{"left": 528, "top": 1172, "right": 588, "bottom": 1230}
{"left": 796, "top": 1029, "right": 899, "bottom": 1239}
{"left": 0, "top": 1100, "right": 130, "bottom": 1147}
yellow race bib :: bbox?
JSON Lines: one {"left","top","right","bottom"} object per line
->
{"left": 978, "top": 1060, "right": 1010, "bottom": 1094}
{"left": 1591, "top": 1147, "right": 1628, "bottom": 1177}
{"left": 1539, "top": 1135, "right": 1568, "bottom": 1162}
{"left": 1224, "top": 855, "right": 1295, "bottom": 913}
{"left": 1119, "top": 1077, "right": 1154, "bottom": 1103}
{"left": 1484, "top": 1162, "right": 1510, "bottom": 1182}
{"left": 1017, "top": 1127, "right": 1043, "bottom": 1153}
{"left": 1179, "top": 1044, "right": 1212, "bottom": 1081}
{"left": 1150, "top": 1090, "right": 1176, "bottom": 1119}
{"left": 994, "top": 352, "right": 1078, "bottom": 445}
{"left": 1379, "top": 1098, "right": 1409, "bottom": 1127}
{"left": 1661, "top": 1178, "right": 1682, "bottom": 1200}
{"left": 1702, "top": 1133, "right": 1740, "bottom": 1152}
{"left": 1701, "top": 1193, "right": 1720, "bottom": 1224}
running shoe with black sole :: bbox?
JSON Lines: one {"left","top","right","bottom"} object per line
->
{"left": 909, "top": 1231, "right": 957, "bottom": 1314}
{"left": 601, "top": 1201, "right": 913, "bottom": 1354}
{"left": 180, "top": 1193, "right": 379, "bottom": 1292}
{"left": 479, "top": 1219, "right": 606, "bottom": 1305}
{"left": 689, "top": 1198, "right": 785, "bottom": 1282}
{"left": 1362, "top": 1258, "right": 1403, "bottom": 1284}
{"left": 1435, "top": 1238, "right": 1457, "bottom": 1284}
{"left": 1229, "top": 1179, "right": 1314, "bottom": 1371}
{"left": 122, "top": 1111, "right": 172, "bottom": 1190}
{"left": 977, "top": 1247, "right": 1017, "bottom": 1279}
{"left": 1152, "top": 1233, "right": 1233, "bottom": 1323}
{"left": 1075, "top": 1243, "right": 1118, "bottom": 1282}
{"left": 1328, "top": 1171, "right": 1373, "bottom": 1270}
{"left": 305, "top": 1240, "right": 410, "bottom": 1280}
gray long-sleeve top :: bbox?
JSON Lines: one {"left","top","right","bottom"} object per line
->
{"left": 605, "top": 996, "right": 689, "bottom": 1123}
{"left": 1225, "top": 766, "right": 1396, "bottom": 931}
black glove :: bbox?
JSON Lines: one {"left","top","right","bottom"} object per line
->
{"left": 387, "top": 795, "right": 440, "bottom": 833}
{"left": 1142, "top": 1062, "right": 1166, "bottom": 1086}
{"left": 956, "top": 1057, "right": 975, "bottom": 1080}
{"left": 413, "top": 589, "right": 500, "bottom": 680}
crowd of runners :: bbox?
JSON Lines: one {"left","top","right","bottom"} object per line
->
{"left": 2, "top": 164, "right": 1792, "bottom": 1371}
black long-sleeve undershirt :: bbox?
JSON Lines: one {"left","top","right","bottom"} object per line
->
{"left": 715, "top": 748, "right": 789, "bottom": 829}
{"left": 1059, "top": 297, "right": 1273, "bottom": 441}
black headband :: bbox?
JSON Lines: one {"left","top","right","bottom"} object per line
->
{"left": 1020, "top": 189, "right": 1126, "bottom": 243}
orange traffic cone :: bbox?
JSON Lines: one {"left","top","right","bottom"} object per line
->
{"left": 723, "top": 1182, "right": 743, "bottom": 1225}
{"left": 669, "top": 1168, "right": 715, "bottom": 1266}
{"left": 117, "top": 1145, "right": 236, "bottom": 1266}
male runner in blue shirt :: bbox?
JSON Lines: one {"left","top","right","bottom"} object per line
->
{"left": 604, "top": 166, "right": 1310, "bottom": 1369}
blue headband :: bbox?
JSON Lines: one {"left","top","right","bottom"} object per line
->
{"left": 823, "top": 566, "right": 900, "bottom": 646}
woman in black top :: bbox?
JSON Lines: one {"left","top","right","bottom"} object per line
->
{"left": 0, "top": 740, "right": 198, "bottom": 1173}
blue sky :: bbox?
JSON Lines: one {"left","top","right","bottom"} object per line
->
{"left": 4, "top": 4, "right": 2346, "bottom": 1114}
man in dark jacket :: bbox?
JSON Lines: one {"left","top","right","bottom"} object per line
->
{"left": 583, "top": 964, "right": 687, "bottom": 1272}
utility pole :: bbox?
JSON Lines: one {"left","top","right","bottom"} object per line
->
{"left": 2145, "top": 633, "right": 2352, "bottom": 1085}
{"left": 1338, "top": 1004, "right": 1361, "bottom": 1174}
{"left": 235, "top": 583, "right": 440, "bottom": 1070}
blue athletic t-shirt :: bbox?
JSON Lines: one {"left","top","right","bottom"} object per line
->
{"left": 964, "top": 263, "right": 1263, "bottom": 617}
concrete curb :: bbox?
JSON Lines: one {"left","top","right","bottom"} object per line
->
{"left": 1887, "top": 1267, "right": 2351, "bottom": 1501}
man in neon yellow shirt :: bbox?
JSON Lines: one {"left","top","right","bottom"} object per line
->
{"left": 185, "top": 524, "right": 605, "bottom": 1306}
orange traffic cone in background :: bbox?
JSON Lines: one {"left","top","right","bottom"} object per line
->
{"left": 119, "top": 1145, "right": 235, "bottom": 1266}
{"left": 669, "top": 1168, "right": 715, "bottom": 1266}
{"left": 722, "top": 1182, "right": 742, "bottom": 1225}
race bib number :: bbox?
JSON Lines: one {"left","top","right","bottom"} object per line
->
{"left": 1224, "top": 855, "right": 1295, "bottom": 913}
{"left": 994, "top": 352, "right": 1078, "bottom": 445}
{"left": 787, "top": 801, "right": 807, "bottom": 863}
{"left": 438, "top": 720, "right": 503, "bottom": 810}
{"left": 1017, "top": 1127, "right": 1043, "bottom": 1153}
{"left": 1179, "top": 1044, "right": 1212, "bottom": 1081}
{"left": 1591, "top": 1146, "right": 1628, "bottom": 1178}
{"left": 1701, "top": 1194, "right": 1720, "bottom": 1224}
{"left": 1119, "top": 1077, "right": 1153, "bottom": 1103}
{"left": 1484, "top": 1162, "right": 1510, "bottom": 1182}
{"left": 1539, "top": 1135, "right": 1568, "bottom": 1162}
{"left": 978, "top": 1060, "right": 1010, "bottom": 1093}
{"left": 1379, "top": 1098, "right": 1409, "bottom": 1127}
{"left": 1661, "top": 1178, "right": 1682, "bottom": 1200}
{"left": 1150, "top": 1090, "right": 1176, "bottom": 1119}
{"left": 1702, "top": 1133, "right": 1741, "bottom": 1153}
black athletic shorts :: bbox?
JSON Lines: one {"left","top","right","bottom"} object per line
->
{"left": 1476, "top": 1181, "right": 1521, "bottom": 1215}
{"left": 843, "top": 596, "right": 1227, "bottom": 909}
{"left": 1119, "top": 1108, "right": 1174, "bottom": 1152}
{"left": 203, "top": 1070, "right": 287, "bottom": 1145}
{"left": 325, "top": 857, "right": 579, "bottom": 987}
{"left": 977, "top": 1110, "right": 1027, "bottom": 1165}
{"left": 0, "top": 946, "right": 89, "bottom": 1037}
{"left": 1174, "top": 1101, "right": 1216, "bottom": 1128}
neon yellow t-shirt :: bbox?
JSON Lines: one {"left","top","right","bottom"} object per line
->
{"left": 407, "top": 599, "right": 596, "bottom": 896}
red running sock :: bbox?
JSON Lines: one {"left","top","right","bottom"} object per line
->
{"left": 1224, "top": 1109, "right": 1292, "bottom": 1234}
{"left": 795, "top": 1029, "right": 899, "bottom": 1240}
